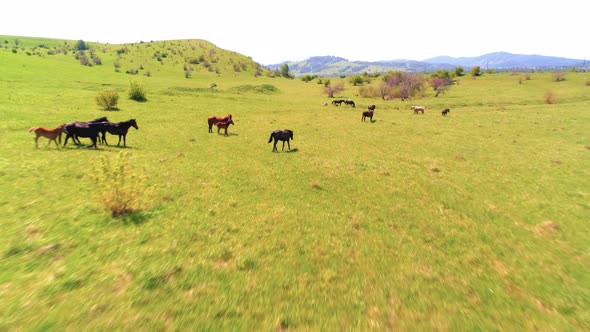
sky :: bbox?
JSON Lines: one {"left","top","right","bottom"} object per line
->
{"left": 1, "top": 0, "right": 586, "bottom": 65}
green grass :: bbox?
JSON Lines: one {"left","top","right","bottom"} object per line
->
{"left": 0, "top": 36, "right": 589, "bottom": 330}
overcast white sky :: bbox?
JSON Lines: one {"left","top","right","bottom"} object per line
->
{"left": 1, "top": 0, "right": 586, "bottom": 64}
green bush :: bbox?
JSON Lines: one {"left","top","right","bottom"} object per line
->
{"left": 90, "top": 151, "right": 148, "bottom": 217}
{"left": 128, "top": 80, "right": 147, "bottom": 101}
{"left": 95, "top": 90, "right": 119, "bottom": 110}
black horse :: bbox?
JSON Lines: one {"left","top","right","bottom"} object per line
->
{"left": 268, "top": 129, "right": 294, "bottom": 152}
{"left": 101, "top": 119, "right": 139, "bottom": 146}
{"left": 70, "top": 117, "right": 109, "bottom": 144}
{"left": 332, "top": 99, "right": 344, "bottom": 106}
{"left": 63, "top": 121, "right": 110, "bottom": 148}
{"left": 367, "top": 104, "right": 376, "bottom": 111}
{"left": 344, "top": 99, "right": 355, "bottom": 108}
{"left": 442, "top": 108, "right": 450, "bottom": 116}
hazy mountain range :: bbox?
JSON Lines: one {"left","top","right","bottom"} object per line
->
{"left": 266, "top": 52, "right": 586, "bottom": 77}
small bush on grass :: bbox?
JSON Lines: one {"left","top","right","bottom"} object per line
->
{"left": 90, "top": 151, "right": 149, "bottom": 217}
{"left": 96, "top": 90, "right": 119, "bottom": 110}
{"left": 544, "top": 90, "right": 556, "bottom": 104}
{"left": 128, "top": 80, "right": 147, "bottom": 101}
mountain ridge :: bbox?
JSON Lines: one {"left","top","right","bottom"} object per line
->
{"left": 267, "top": 52, "right": 586, "bottom": 77}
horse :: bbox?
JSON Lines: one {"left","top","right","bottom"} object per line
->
{"left": 344, "top": 99, "right": 356, "bottom": 108}
{"left": 362, "top": 110, "right": 374, "bottom": 122}
{"left": 63, "top": 121, "right": 111, "bottom": 148}
{"left": 101, "top": 119, "right": 139, "bottom": 146}
{"left": 28, "top": 124, "right": 65, "bottom": 149}
{"left": 208, "top": 114, "right": 232, "bottom": 133}
{"left": 69, "top": 117, "right": 109, "bottom": 145}
{"left": 215, "top": 119, "right": 234, "bottom": 136}
{"left": 411, "top": 106, "right": 425, "bottom": 114}
{"left": 332, "top": 100, "right": 344, "bottom": 106}
{"left": 367, "top": 104, "right": 376, "bottom": 111}
{"left": 268, "top": 129, "right": 294, "bottom": 152}
{"left": 442, "top": 108, "right": 450, "bottom": 116}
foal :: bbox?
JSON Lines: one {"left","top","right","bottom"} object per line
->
{"left": 28, "top": 124, "right": 65, "bottom": 149}
{"left": 442, "top": 108, "right": 450, "bottom": 116}
{"left": 216, "top": 119, "right": 234, "bottom": 136}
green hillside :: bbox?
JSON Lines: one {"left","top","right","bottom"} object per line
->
{"left": 1, "top": 36, "right": 589, "bottom": 331}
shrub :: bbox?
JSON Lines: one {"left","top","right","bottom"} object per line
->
{"left": 96, "top": 90, "right": 119, "bottom": 110}
{"left": 552, "top": 72, "right": 566, "bottom": 82}
{"left": 184, "top": 70, "right": 192, "bottom": 78}
{"left": 544, "top": 90, "right": 556, "bottom": 104}
{"left": 75, "top": 40, "right": 88, "bottom": 51}
{"left": 90, "top": 151, "right": 148, "bottom": 217}
{"left": 128, "top": 80, "right": 147, "bottom": 101}
{"left": 92, "top": 56, "right": 102, "bottom": 65}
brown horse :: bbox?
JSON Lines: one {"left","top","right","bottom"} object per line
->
{"left": 442, "top": 108, "right": 450, "bottom": 116}
{"left": 215, "top": 119, "right": 234, "bottom": 136}
{"left": 208, "top": 114, "right": 232, "bottom": 133}
{"left": 29, "top": 124, "right": 65, "bottom": 149}
{"left": 362, "top": 110, "right": 374, "bottom": 122}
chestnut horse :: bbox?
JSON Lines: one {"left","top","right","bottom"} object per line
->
{"left": 215, "top": 119, "right": 234, "bottom": 136}
{"left": 208, "top": 114, "right": 232, "bottom": 133}
{"left": 29, "top": 124, "right": 65, "bottom": 149}
{"left": 268, "top": 129, "right": 294, "bottom": 152}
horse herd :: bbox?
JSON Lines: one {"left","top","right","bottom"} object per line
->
{"left": 28, "top": 117, "right": 138, "bottom": 150}
{"left": 29, "top": 101, "right": 450, "bottom": 152}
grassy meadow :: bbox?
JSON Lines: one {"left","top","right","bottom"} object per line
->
{"left": 0, "top": 36, "right": 589, "bottom": 330}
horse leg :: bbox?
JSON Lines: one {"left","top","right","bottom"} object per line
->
{"left": 102, "top": 132, "right": 109, "bottom": 145}
{"left": 53, "top": 138, "right": 61, "bottom": 150}
{"left": 123, "top": 134, "right": 127, "bottom": 146}
{"left": 287, "top": 139, "right": 291, "bottom": 151}
{"left": 34, "top": 136, "right": 39, "bottom": 148}
{"left": 282, "top": 140, "right": 285, "bottom": 151}
{"left": 273, "top": 140, "right": 278, "bottom": 152}
{"left": 224, "top": 128, "right": 228, "bottom": 136}
{"left": 117, "top": 135, "right": 122, "bottom": 146}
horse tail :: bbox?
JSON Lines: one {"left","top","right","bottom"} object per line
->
{"left": 28, "top": 127, "right": 37, "bottom": 133}
{"left": 268, "top": 133, "right": 273, "bottom": 143}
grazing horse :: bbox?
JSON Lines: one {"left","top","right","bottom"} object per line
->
{"left": 411, "top": 106, "right": 425, "bottom": 114}
{"left": 367, "top": 104, "right": 376, "bottom": 111}
{"left": 362, "top": 110, "right": 374, "bottom": 122}
{"left": 442, "top": 108, "right": 450, "bottom": 116}
{"left": 208, "top": 114, "right": 232, "bottom": 133}
{"left": 63, "top": 121, "right": 110, "bottom": 148}
{"left": 332, "top": 99, "right": 344, "bottom": 106}
{"left": 344, "top": 99, "right": 356, "bottom": 108}
{"left": 215, "top": 119, "right": 234, "bottom": 136}
{"left": 102, "top": 119, "right": 139, "bottom": 146}
{"left": 28, "top": 124, "right": 65, "bottom": 149}
{"left": 268, "top": 129, "right": 294, "bottom": 152}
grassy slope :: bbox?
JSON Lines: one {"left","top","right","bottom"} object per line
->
{"left": 0, "top": 37, "right": 589, "bottom": 330}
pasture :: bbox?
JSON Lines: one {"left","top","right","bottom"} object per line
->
{"left": 0, "top": 37, "right": 589, "bottom": 330}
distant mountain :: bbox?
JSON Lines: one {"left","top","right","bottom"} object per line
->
{"left": 423, "top": 52, "right": 584, "bottom": 69}
{"left": 267, "top": 52, "right": 586, "bottom": 77}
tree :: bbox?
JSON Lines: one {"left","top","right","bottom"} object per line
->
{"left": 454, "top": 66, "right": 464, "bottom": 76}
{"left": 280, "top": 64, "right": 293, "bottom": 79}
{"left": 350, "top": 75, "right": 364, "bottom": 86}
{"left": 470, "top": 66, "right": 482, "bottom": 77}
{"left": 429, "top": 77, "right": 453, "bottom": 97}
{"left": 324, "top": 82, "right": 344, "bottom": 98}
{"left": 75, "top": 40, "right": 88, "bottom": 51}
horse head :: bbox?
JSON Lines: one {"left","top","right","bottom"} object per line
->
{"left": 130, "top": 119, "right": 139, "bottom": 130}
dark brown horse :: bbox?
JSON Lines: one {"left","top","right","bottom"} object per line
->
{"left": 208, "top": 114, "right": 232, "bottom": 133}
{"left": 63, "top": 121, "right": 111, "bottom": 149}
{"left": 268, "top": 129, "right": 294, "bottom": 152}
{"left": 215, "top": 119, "right": 234, "bottom": 136}
{"left": 101, "top": 119, "right": 139, "bottom": 146}
{"left": 442, "top": 108, "right": 450, "bottom": 116}
{"left": 362, "top": 110, "right": 374, "bottom": 122}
